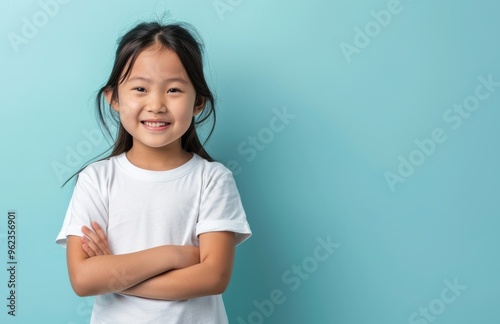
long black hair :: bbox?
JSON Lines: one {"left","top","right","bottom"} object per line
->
{"left": 62, "top": 21, "right": 216, "bottom": 187}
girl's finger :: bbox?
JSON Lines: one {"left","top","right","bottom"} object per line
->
{"left": 81, "top": 225, "right": 105, "bottom": 250}
{"left": 81, "top": 234, "right": 103, "bottom": 256}
{"left": 91, "top": 222, "right": 110, "bottom": 251}
{"left": 82, "top": 243, "right": 96, "bottom": 257}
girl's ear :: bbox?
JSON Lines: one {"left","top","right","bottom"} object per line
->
{"left": 104, "top": 88, "right": 119, "bottom": 112}
{"left": 193, "top": 96, "right": 205, "bottom": 116}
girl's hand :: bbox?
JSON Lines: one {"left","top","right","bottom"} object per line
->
{"left": 81, "top": 221, "right": 111, "bottom": 257}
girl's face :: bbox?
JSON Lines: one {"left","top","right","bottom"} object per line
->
{"left": 107, "top": 45, "right": 203, "bottom": 157}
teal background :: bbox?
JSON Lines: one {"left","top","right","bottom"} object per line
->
{"left": 1, "top": 0, "right": 499, "bottom": 323}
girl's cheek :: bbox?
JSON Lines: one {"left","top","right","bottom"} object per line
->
{"left": 121, "top": 96, "right": 144, "bottom": 110}
{"left": 130, "top": 100, "right": 144, "bottom": 110}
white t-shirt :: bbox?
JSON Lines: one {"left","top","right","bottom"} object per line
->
{"left": 56, "top": 152, "right": 251, "bottom": 324}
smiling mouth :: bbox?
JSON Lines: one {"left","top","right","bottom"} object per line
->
{"left": 142, "top": 121, "right": 170, "bottom": 127}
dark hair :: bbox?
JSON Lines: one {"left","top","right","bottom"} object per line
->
{"left": 62, "top": 21, "right": 216, "bottom": 187}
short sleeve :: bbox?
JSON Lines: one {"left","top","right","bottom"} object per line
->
{"left": 55, "top": 169, "right": 109, "bottom": 247}
{"left": 196, "top": 172, "right": 251, "bottom": 246}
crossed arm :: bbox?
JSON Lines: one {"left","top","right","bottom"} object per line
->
{"left": 66, "top": 222, "right": 235, "bottom": 300}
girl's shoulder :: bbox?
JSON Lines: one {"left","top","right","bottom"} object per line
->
{"left": 193, "top": 154, "right": 234, "bottom": 179}
{"left": 85, "top": 156, "right": 115, "bottom": 171}
{"left": 76, "top": 155, "right": 119, "bottom": 183}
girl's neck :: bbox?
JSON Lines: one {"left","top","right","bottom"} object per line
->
{"left": 125, "top": 144, "right": 192, "bottom": 171}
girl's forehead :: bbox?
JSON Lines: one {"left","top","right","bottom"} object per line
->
{"left": 135, "top": 46, "right": 181, "bottom": 68}
{"left": 126, "top": 46, "right": 189, "bottom": 81}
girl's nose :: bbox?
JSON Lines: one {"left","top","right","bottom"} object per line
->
{"left": 147, "top": 94, "right": 167, "bottom": 114}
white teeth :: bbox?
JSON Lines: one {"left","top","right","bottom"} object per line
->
{"left": 144, "top": 121, "right": 168, "bottom": 127}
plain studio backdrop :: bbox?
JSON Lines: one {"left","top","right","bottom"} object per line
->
{"left": 1, "top": 0, "right": 499, "bottom": 323}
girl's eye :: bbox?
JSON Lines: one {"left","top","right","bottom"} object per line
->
{"left": 134, "top": 87, "right": 146, "bottom": 92}
{"left": 167, "top": 88, "right": 180, "bottom": 93}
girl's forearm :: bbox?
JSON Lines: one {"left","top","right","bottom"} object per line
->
{"left": 73, "top": 246, "right": 172, "bottom": 296}
{"left": 121, "top": 232, "right": 236, "bottom": 301}
{"left": 67, "top": 237, "right": 199, "bottom": 297}
{"left": 121, "top": 261, "right": 232, "bottom": 300}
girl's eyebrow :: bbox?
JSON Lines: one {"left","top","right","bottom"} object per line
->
{"left": 127, "top": 76, "right": 189, "bottom": 84}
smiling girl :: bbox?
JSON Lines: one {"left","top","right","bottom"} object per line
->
{"left": 56, "top": 21, "right": 251, "bottom": 323}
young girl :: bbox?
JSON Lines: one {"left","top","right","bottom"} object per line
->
{"left": 56, "top": 21, "right": 251, "bottom": 323}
